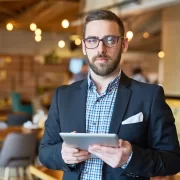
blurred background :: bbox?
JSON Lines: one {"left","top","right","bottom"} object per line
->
{"left": 0, "top": 0, "right": 180, "bottom": 179}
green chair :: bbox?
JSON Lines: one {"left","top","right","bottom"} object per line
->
{"left": 10, "top": 92, "right": 33, "bottom": 115}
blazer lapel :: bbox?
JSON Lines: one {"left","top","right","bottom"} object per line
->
{"left": 70, "top": 79, "right": 87, "bottom": 133}
{"left": 109, "top": 72, "right": 132, "bottom": 134}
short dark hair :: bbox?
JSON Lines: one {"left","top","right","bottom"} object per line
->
{"left": 84, "top": 9, "right": 125, "bottom": 37}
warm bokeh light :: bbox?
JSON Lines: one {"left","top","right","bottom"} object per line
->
{"left": 35, "top": 28, "right": 42, "bottom": 35}
{"left": 126, "top": 31, "right": 133, "bottom": 41}
{"left": 143, "top": 32, "right": 149, "bottom": 38}
{"left": 75, "top": 38, "right": 81, "bottom": 45}
{"left": 30, "top": 23, "right": 37, "bottom": 31}
{"left": 0, "top": 70, "right": 7, "bottom": 80}
{"left": 6, "top": 23, "right": 13, "bottom": 31}
{"left": 5, "top": 57, "right": 11, "bottom": 64}
{"left": 158, "top": 51, "right": 165, "bottom": 58}
{"left": 35, "top": 35, "right": 42, "bottom": 42}
{"left": 62, "top": 19, "right": 69, "bottom": 28}
{"left": 58, "top": 40, "right": 65, "bottom": 48}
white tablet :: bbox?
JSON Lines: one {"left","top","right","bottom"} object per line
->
{"left": 60, "top": 133, "right": 119, "bottom": 158}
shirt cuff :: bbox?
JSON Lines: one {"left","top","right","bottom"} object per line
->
{"left": 121, "top": 151, "right": 133, "bottom": 169}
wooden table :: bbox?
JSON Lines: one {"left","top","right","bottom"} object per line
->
{"left": 28, "top": 166, "right": 180, "bottom": 180}
{"left": 0, "top": 126, "right": 43, "bottom": 142}
{"left": 29, "top": 165, "right": 63, "bottom": 180}
{"left": 0, "top": 115, "right": 7, "bottom": 122}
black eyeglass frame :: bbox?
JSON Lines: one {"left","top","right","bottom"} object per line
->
{"left": 83, "top": 35, "right": 124, "bottom": 49}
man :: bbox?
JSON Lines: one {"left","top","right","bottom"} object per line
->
{"left": 39, "top": 10, "right": 180, "bottom": 180}
{"left": 70, "top": 60, "right": 89, "bottom": 84}
{"left": 131, "top": 67, "right": 148, "bottom": 83}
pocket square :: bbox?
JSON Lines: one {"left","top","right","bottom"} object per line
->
{"left": 122, "top": 112, "right": 143, "bottom": 125}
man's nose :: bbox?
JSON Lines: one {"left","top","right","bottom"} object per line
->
{"left": 97, "top": 40, "right": 107, "bottom": 54}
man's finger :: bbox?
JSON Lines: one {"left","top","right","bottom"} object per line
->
{"left": 64, "top": 155, "right": 91, "bottom": 163}
{"left": 89, "top": 145, "right": 116, "bottom": 154}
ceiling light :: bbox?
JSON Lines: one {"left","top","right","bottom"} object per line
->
{"left": 35, "top": 35, "right": 42, "bottom": 42}
{"left": 35, "top": 28, "right": 42, "bottom": 35}
{"left": 143, "top": 32, "right": 149, "bottom": 38}
{"left": 158, "top": 51, "right": 165, "bottom": 58}
{"left": 126, "top": 31, "right": 133, "bottom": 41}
{"left": 30, "top": 23, "right": 37, "bottom": 31}
{"left": 70, "top": 35, "right": 80, "bottom": 41}
{"left": 62, "top": 19, "right": 69, "bottom": 28}
{"left": 5, "top": 57, "right": 11, "bottom": 64}
{"left": 58, "top": 40, "right": 65, "bottom": 48}
{"left": 6, "top": 23, "right": 13, "bottom": 31}
{"left": 75, "top": 38, "right": 81, "bottom": 46}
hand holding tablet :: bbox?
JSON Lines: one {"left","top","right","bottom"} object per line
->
{"left": 60, "top": 133, "right": 119, "bottom": 158}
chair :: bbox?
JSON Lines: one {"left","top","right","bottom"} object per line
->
{"left": 0, "top": 133, "right": 37, "bottom": 180}
{"left": 7, "top": 113, "right": 32, "bottom": 126}
{"left": 10, "top": 92, "right": 33, "bottom": 114}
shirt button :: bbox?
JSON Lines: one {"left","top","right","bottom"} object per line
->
{"left": 96, "top": 98, "right": 100, "bottom": 102}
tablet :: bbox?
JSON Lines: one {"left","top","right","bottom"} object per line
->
{"left": 60, "top": 133, "right": 119, "bottom": 158}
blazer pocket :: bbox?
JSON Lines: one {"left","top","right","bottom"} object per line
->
{"left": 122, "top": 112, "right": 143, "bottom": 125}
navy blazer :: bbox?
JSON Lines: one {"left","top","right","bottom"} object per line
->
{"left": 39, "top": 72, "right": 180, "bottom": 180}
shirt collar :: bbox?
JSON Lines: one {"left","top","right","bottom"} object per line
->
{"left": 87, "top": 70, "right": 121, "bottom": 93}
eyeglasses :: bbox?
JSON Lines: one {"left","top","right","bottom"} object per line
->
{"left": 83, "top": 35, "right": 124, "bottom": 49}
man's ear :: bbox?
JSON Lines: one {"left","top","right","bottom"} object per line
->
{"left": 122, "top": 38, "right": 128, "bottom": 53}
{"left": 82, "top": 41, "right": 87, "bottom": 55}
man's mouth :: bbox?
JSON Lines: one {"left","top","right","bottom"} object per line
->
{"left": 96, "top": 57, "right": 108, "bottom": 62}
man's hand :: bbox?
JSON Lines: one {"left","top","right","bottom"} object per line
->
{"left": 88, "top": 139, "right": 132, "bottom": 168}
{"left": 61, "top": 142, "right": 91, "bottom": 164}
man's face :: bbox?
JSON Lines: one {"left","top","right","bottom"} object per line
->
{"left": 82, "top": 20, "right": 128, "bottom": 76}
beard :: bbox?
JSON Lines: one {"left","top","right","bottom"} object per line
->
{"left": 87, "top": 48, "right": 122, "bottom": 76}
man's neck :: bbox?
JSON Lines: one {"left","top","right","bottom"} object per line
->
{"left": 90, "top": 67, "right": 120, "bottom": 95}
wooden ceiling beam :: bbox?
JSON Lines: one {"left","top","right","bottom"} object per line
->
{"left": 0, "top": 5, "right": 17, "bottom": 16}
{"left": 16, "top": 1, "right": 50, "bottom": 22}
{"left": 32, "top": 2, "right": 64, "bottom": 23}
{"left": 46, "top": 4, "right": 79, "bottom": 23}
{"left": 129, "top": 35, "right": 161, "bottom": 52}
{"left": 45, "top": 0, "right": 80, "bottom": 2}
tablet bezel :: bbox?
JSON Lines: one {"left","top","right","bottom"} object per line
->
{"left": 60, "top": 133, "right": 119, "bottom": 152}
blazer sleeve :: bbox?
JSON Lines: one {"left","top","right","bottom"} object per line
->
{"left": 38, "top": 88, "right": 71, "bottom": 171}
{"left": 123, "top": 85, "right": 180, "bottom": 177}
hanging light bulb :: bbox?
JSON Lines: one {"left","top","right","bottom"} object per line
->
{"left": 6, "top": 23, "right": 13, "bottom": 31}
{"left": 35, "top": 28, "right": 42, "bottom": 35}
{"left": 126, "top": 31, "right": 133, "bottom": 41}
{"left": 143, "top": 32, "right": 149, "bottom": 39}
{"left": 62, "top": 19, "right": 69, "bottom": 28}
{"left": 158, "top": 51, "right": 165, "bottom": 58}
{"left": 35, "top": 35, "right": 42, "bottom": 42}
{"left": 75, "top": 38, "right": 81, "bottom": 45}
{"left": 58, "top": 40, "right": 65, "bottom": 48}
{"left": 30, "top": 23, "right": 37, "bottom": 31}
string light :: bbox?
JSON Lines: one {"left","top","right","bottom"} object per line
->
{"left": 35, "top": 28, "right": 42, "bottom": 35}
{"left": 30, "top": 23, "right": 37, "bottom": 31}
{"left": 58, "top": 40, "right": 65, "bottom": 48}
{"left": 126, "top": 31, "right": 133, "bottom": 41}
{"left": 143, "top": 32, "right": 149, "bottom": 39}
{"left": 75, "top": 38, "right": 81, "bottom": 45}
{"left": 35, "top": 35, "right": 42, "bottom": 42}
{"left": 158, "top": 51, "right": 165, "bottom": 58}
{"left": 6, "top": 23, "right": 13, "bottom": 31}
{"left": 62, "top": 19, "right": 69, "bottom": 28}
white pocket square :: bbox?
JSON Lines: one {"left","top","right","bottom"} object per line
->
{"left": 122, "top": 112, "right": 143, "bottom": 125}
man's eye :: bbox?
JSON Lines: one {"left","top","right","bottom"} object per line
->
{"left": 106, "top": 37, "right": 115, "bottom": 44}
{"left": 87, "top": 38, "right": 98, "bottom": 44}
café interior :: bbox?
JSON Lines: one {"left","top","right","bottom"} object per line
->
{"left": 0, "top": 0, "right": 180, "bottom": 179}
